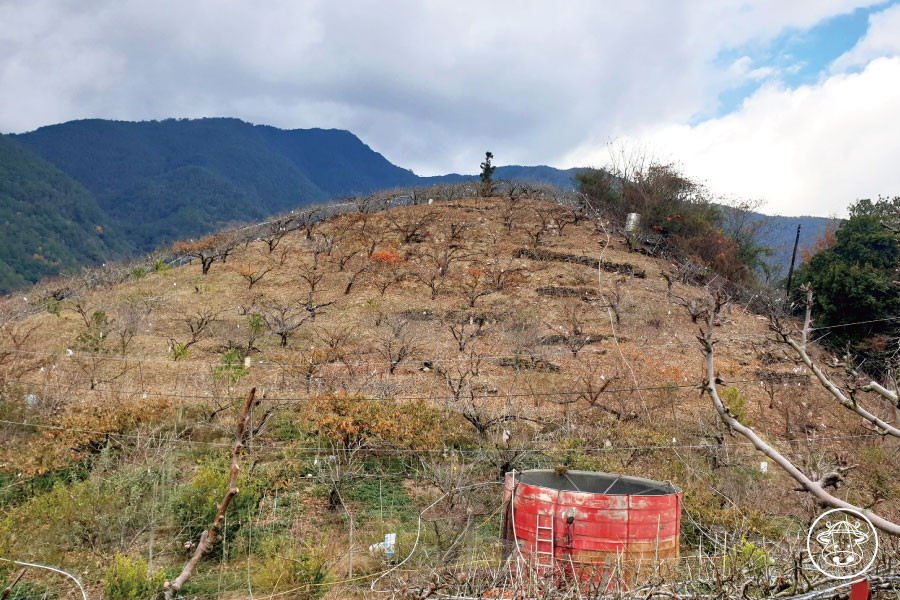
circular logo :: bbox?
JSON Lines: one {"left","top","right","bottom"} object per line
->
{"left": 806, "top": 508, "right": 878, "bottom": 580}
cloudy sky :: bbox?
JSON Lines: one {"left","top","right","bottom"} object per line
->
{"left": 1, "top": 1, "right": 899, "bottom": 216}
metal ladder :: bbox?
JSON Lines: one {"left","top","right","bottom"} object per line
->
{"left": 534, "top": 513, "right": 555, "bottom": 572}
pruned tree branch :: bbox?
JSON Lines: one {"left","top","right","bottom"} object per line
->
{"left": 164, "top": 387, "right": 257, "bottom": 599}
{"left": 773, "top": 286, "right": 900, "bottom": 439}
{"left": 1, "top": 569, "right": 25, "bottom": 600}
{"left": 699, "top": 305, "right": 900, "bottom": 536}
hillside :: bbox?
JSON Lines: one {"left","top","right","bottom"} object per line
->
{"left": 0, "top": 192, "right": 896, "bottom": 598}
{"left": 1, "top": 118, "right": 832, "bottom": 293}
{"left": 0, "top": 134, "right": 128, "bottom": 294}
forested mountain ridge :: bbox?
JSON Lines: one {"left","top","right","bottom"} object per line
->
{"left": 0, "top": 134, "right": 127, "bottom": 293}
{"left": 2, "top": 118, "right": 422, "bottom": 290}
{"left": 13, "top": 119, "right": 330, "bottom": 251}
{"left": 2, "top": 117, "right": 833, "bottom": 292}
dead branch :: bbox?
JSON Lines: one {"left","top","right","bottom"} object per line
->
{"left": 1, "top": 569, "right": 26, "bottom": 600}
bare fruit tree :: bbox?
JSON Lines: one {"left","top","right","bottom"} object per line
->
{"left": 172, "top": 233, "right": 239, "bottom": 276}
{"left": 260, "top": 214, "right": 298, "bottom": 253}
{"left": 447, "top": 314, "right": 487, "bottom": 353}
{"left": 549, "top": 204, "right": 576, "bottom": 236}
{"left": 168, "top": 308, "right": 220, "bottom": 359}
{"left": 442, "top": 350, "right": 483, "bottom": 403}
{"left": 413, "top": 245, "right": 470, "bottom": 300}
{"left": 260, "top": 299, "right": 311, "bottom": 347}
{"left": 0, "top": 309, "right": 39, "bottom": 388}
{"left": 315, "top": 441, "right": 365, "bottom": 511}
{"left": 375, "top": 317, "right": 420, "bottom": 374}
{"left": 696, "top": 295, "right": 900, "bottom": 536}
{"left": 772, "top": 285, "right": 900, "bottom": 439}
{"left": 238, "top": 252, "right": 283, "bottom": 289}
{"left": 387, "top": 209, "right": 437, "bottom": 244}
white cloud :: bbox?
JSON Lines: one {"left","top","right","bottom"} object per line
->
{"left": 1, "top": 0, "right": 896, "bottom": 216}
{"left": 566, "top": 57, "right": 900, "bottom": 217}
{"left": 0, "top": 0, "right": 881, "bottom": 181}
{"left": 727, "top": 56, "right": 775, "bottom": 81}
{"left": 832, "top": 3, "right": 900, "bottom": 72}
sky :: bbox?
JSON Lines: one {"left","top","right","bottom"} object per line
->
{"left": 1, "top": 1, "right": 899, "bottom": 217}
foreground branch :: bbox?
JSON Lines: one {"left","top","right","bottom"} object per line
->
{"left": 1, "top": 569, "right": 25, "bottom": 600}
{"left": 774, "top": 286, "right": 900, "bottom": 439}
{"left": 699, "top": 309, "right": 900, "bottom": 536}
{"left": 164, "top": 388, "right": 256, "bottom": 599}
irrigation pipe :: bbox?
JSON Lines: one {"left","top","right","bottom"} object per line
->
{"left": 0, "top": 558, "right": 87, "bottom": 600}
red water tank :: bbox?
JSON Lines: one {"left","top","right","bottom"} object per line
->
{"left": 503, "top": 469, "right": 681, "bottom": 582}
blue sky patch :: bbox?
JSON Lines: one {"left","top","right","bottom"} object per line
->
{"left": 699, "top": 1, "right": 896, "bottom": 122}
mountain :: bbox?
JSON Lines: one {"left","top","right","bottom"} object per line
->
{"left": 753, "top": 213, "right": 834, "bottom": 276}
{"left": 256, "top": 124, "right": 421, "bottom": 195}
{"left": 2, "top": 117, "right": 833, "bottom": 291}
{"left": 13, "top": 118, "right": 329, "bottom": 251}
{"left": 0, "top": 134, "right": 127, "bottom": 294}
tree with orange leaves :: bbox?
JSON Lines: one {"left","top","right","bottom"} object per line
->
{"left": 171, "top": 232, "right": 238, "bottom": 275}
{"left": 369, "top": 245, "right": 407, "bottom": 296}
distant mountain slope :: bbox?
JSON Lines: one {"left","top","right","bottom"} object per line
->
{"left": 256, "top": 125, "right": 420, "bottom": 195}
{"left": 754, "top": 214, "right": 834, "bottom": 274}
{"left": 14, "top": 118, "right": 330, "bottom": 250}
{"left": 424, "top": 165, "right": 584, "bottom": 189}
{"left": 0, "top": 134, "right": 127, "bottom": 293}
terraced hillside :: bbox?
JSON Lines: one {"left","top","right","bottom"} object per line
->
{"left": 0, "top": 193, "right": 897, "bottom": 599}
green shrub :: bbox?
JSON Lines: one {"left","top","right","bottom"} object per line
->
{"left": 44, "top": 298, "right": 62, "bottom": 316}
{"left": 251, "top": 535, "right": 330, "bottom": 598}
{"left": 247, "top": 312, "right": 265, "bottom": 349}
{"left": 0, "top": 460, "right": 170, "bottom": 561}
{"left": 721, "top": 386, "right": 751, "bottom": 426}
{"left": 131, "top": 267, "right": 146, "bottom": 279}
{"left": 152, "top": 258, "right": 171, "bottom": 273}
{"left": 0, "top": 463, "right": 89, "bottom": 508}
{"left": 211, "top": 349, "right": 248, "bottom": 384}
{"left": 171, "top": 343, "right": 189, "bottom": 361}
{"left": 169, "top": 460, "right": 264, "bottom": 545}
{"left": 724, "top": 537, "right": 771, "bottom": 577}
{"left": 104, "top": 554, "right": 165, "bottom": 600}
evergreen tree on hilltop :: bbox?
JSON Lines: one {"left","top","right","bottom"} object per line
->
{"left": 479, "top": 151, "right": 496, "bottom": 197}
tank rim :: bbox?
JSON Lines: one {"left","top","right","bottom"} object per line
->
{"left": 508, "top": 468, "right": 680, "bottom": 496}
